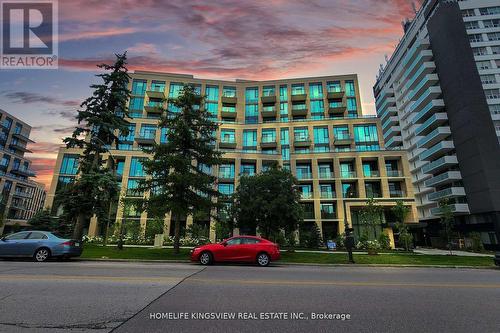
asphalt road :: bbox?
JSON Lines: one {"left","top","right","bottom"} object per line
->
{"left": 0, "top": 261, "right": 499, "bottom": 333}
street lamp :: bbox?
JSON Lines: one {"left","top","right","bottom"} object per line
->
{"left": 343, "top": 189, "right": 356, "bottom": 264}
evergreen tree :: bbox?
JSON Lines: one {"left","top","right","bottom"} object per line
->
{"left": 137, "top": 85, "right": 222, "bottom": 254}
{"left": 59, "top": 53, "right": 131, "bottom": 240}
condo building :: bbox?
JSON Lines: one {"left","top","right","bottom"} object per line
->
{"left": 374, "top": 0, "right": 500, "bottom": 249}
{"left": 0, "top": 109, "right": 46, "bottom": 235}
{"left": 46, "top": 72, "right": 418, "bottom": 244}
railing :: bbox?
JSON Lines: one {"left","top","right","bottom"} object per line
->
{"left": 320, "top": 191, "right": 335, "bottom": 199}
{"left": 386, "top": 170, "right": 403, "bottom": 177}
{"left": 390, "top": 190, "right": 405, "bottom": 198}
{"left": 363, "top": 170, "right": 380, "bottom": 177}
{"left": 340, "top": 171, "right": 356, "bottom": 178}
{"left": 318, "top": 172, "right": 333, "bottom": 179}
{"left": 297, "top": 172, "right": 313, "bottom": 180}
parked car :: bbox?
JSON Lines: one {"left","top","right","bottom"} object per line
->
{"left": 0, "top": 231, "right": 83, "bottom": 262}
{"left": 495, "top": 252, "right": 500, "bottom": 266}
{"left": 190, "top": 236, "right": 280, "bottom": 267}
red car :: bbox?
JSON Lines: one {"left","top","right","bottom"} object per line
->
{"left": 190, "top": 236, "right": 280, "bottom": 267}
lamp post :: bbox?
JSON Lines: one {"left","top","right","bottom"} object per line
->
{"left": 343, "top": 190, "right": 355, "bottom": 263}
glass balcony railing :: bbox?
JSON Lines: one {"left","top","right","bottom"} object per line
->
{"left": 297, "top": 172, "right": 313, "bottom": 180}
{"left": 389, "top": 190, "right": 405, "bottom": 198}
{"left": 340, "top": 171, "right": 356, "bottom": 178}
{"left": 386, "top": 170, "right": 403, "bottom": 177}
{"left": 318, "top": 171, "right": 333, "bottom": 179}
{"left": 320, "top": 191, "right": 335, "bottom": 199}
{"left": 363, "top": 170, "right": 380, "bottom": 177}
{"left": 301, "top": 192, "right": 313, "bottom": 199}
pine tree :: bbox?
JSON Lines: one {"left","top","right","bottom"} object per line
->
{"left": 59, "top": 53, "right": 131, "bottom": 240}
{"left": 137, "top": 85, "right": 222, "bottom": 254}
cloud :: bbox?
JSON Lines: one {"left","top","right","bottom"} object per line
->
{"left": 59, "top": 27, "right": 141, "bottom": 42}
{"left": 1, "top": 91, "right": 80, "bottom": 108}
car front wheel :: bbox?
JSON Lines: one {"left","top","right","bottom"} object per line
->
{"left": 257, "top": 253, "right": 270, "bottom": 267}
{"left": 199, "top": 252, "right": 213, "bottom": 265}
{"left": 34, "top": 248, "right": 50, "bottom": 262}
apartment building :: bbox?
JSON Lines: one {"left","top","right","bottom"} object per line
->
{"left": 374, "top": 0, "right": 500, "bottom": 249}
{"left": 0, "top": 109, "right": 46, "bottom": 235}
{"left": 46, "top": 72, "right": 418, "bottom": 244}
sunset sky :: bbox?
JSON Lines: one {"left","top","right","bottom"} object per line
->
{"left": 0, "top": 0, "right": 423, "bottom": 190}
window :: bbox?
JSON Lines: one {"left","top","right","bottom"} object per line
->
{"left": 129, "top": 158, "right": 145, "bottom": 177}
{"left": 14, "top": 123, "right": 22, "bottom": 134}
{"left": 354, "top": 125, "right": 378, "bottom": 143}
{"left": 0, "top": 154, "right": 10, "bottom": 168}
{"left": 491, "top": 46, "right": 500, "bottom": 55}
{"left": 245, "top": 104, "right": 258, "bottom": 124}
{"left": 310, "top": 100, "right": 324, "bottom": 114}
{"left": 296, "top": 164, "right": 312, "bottom": 179}
{"left": 129, "top": 97, "right": 144, "bottom": 111}
{"left": 245, "top": 87, "right": 258, "bottom": 103}
{"left": 119, "top": 124, "right": 135, "bottom": 142}
{"left": 321, "top": 203, "right": 336, "bottom": 218}
{"left": 206, "top": 85, "right": 219, "bottom": 101}
{"left": 490, "top": 104, "right": 500, "bottom": 115}
{"left": 320, "top": 184, "right": 334, "bottom": 198}
{"left": 242, "top": 238, "right": 260, "bottom": 244}
{"left": 313, "top": 127, "right": 329, "bottom": 145}
{"left": 342, "top": 182, "right": 357, "bottom": 198}
{"left": 116, "top": 160, "right": 125, "bottom": 177}
{"left": 261, "top": 128, "right": 276, "bottom": 143}
{"left": 205, "top": 102, "right": 218, "bottom": 119}
{"left": 27, "top": 232, "right": 48, "bottom": 240}
{"left": 298, "top": 184, "right": 313, "bottom": 199}
{"left": 240, "top": 163, "right": 255, "bottom": 176}
{"left": 345, "top": 80, "right": 355, "bottom": 97}
{"left": 279, "top": 85, "right": 288, "bottom": 101}
{"left": 327, "top": 81, "right": 341, "bottom": 92}
{"left": 160, "top": 127, "right": 168, "bottom": 144}
{"left": 218, "top": 183, "right": 235, "bottom": 196}
{"left": 294, "top": 127, "right": 309, "bottom": 142}
{"left": 365, "top": 182, "right": 382, "bottom": 198}
{"left": 462, "top": 9, "right": 475, "bottom": 17}
{"left": 3, "top": 118, "right": 12, "bottom": 129}
{"left": 291, "top": 84, "right": 305, "bottom": 95}
{"left": 263, "top": 86, "right": 275, "bottom": 97}
{"left": 333, "top": 126, "right": 350, "bottom": 140}
{"left": 479, "top": 6, "right": 500, "bottom": 16}
{"left": 131, "top": 80, "right": 147, "bottom": 95}
{"left": 476, "top": 61, "right": 491, "bottom": 70}
{"left": 318, "top": 163, "right": 332, "bottom": 178}
{"left": 150, "top": 81, "right": 165, "bottom": 92}
{"left": 347, "top": 98, "right": 358, "bottom": 117}
{"left": 472, "top": 47, "right": 487, "bottom": 56}
{"left": 483, "top": 19, "right": 500, "bottom": 28}
{"left": 226, "top": 237, "right": 242, "bottom": 245}
{"left": 309, "top": 83, "right": 323, "bottom": 99}
{"left": 219, "top": 164, "right": 235, "bottom": 179}
{"left": 340, "top": 162, "right": 355, "bottom": 178}
{"left": 480, "top": 75, "right": 497, "bottom": 84}
{"left": 243, "top": 130, "right": 257, "bottom": 147}
{"left": 60, "top": 155, "right": 79, "bottom": 175}
{"left": 140, "top": 124, "right": 156, "bottom": 139}
{"left": 169, "top": 83, "right": 183, "bottom": 98}
{"left": 221, "top": 129, "right": 235, "bottom": 143}
{"left": 281, "top": 147, "right": 290, "bottom": 161}
{"left": 222, "top": 86, "right": 236, "bottom": 97}
{"left": 280, "top": 102, "right": 288, "bottom": 119}
{"left": 464, "top": 21, "right": 479, "bottom": 29}
{"left": 487, "top": 32, "right": 500, "bottom": 41}
{"left": 468, "top": 34, "right": 483, "bottom": 43}
{"left": 485, "top": 89, "right": 500, "bottom": 99}
{"left": 280, "top": 128, "right": 289, "bottom": 145}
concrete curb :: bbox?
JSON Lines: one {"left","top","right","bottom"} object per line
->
{"left": 76, "top": 258, "right": 497, "bottom": 269}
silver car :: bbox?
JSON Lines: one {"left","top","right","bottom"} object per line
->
{"left": 0, "top": 231, "right": 83, "bottom": 262}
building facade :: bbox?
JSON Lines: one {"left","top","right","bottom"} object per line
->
{"left": 0, "top": 109, "right": 46, "bottom": 235}
{"left": 46, "top": 72, "right": 418, "bottom": 244}
{"left": 374, "top": 0, "right": 500, "bottom": 248}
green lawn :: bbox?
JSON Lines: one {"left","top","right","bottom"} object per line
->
{"left": 81, "top": 245, "right": 495, "bottom": 267}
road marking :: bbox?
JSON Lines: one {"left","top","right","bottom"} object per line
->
{"left": 188, "top": 278, "right": 500, "bottom": 289}
{"left": 0, "top": 274, "right": 183, "bottom": 283}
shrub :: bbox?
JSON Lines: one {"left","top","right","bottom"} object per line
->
{"left": 378, "top": 233, "right": 391, "bottom": 250}
{"left": 469, "top": 232, "right": 484, "bottom": 252}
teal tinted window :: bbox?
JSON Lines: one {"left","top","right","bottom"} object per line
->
{"left": 281, "top": 147, "right": 290, "bottom": 161}
{"left": 245, "top": 104, "right": 258, "bottom": 124}
{"left": 327, "top": 81, "right": 341, "bottom": 92}
{"left": 132, "top": 80, "right": 147, "bottom": 95}
{"left": 129, "top": 97, "right": 144, "bottom": 111}
{"left": 116, "top": 161, "right": 125, "bottom": 176}
{"left": 129, "top": 158, "right": 145, "bottom": 177}
{"left": 60, "top": 155, "right": 79, "bottom": 175}
{"left": 280, "top": 128, "right": 289, "bottom": 145}
{"left": 294, "top": 127, "right": 309, "bottom": 141}
{"left": 291, "top": 84, "right": 305, "bottom": 95}
{"left": 309, "top": 83, "right": 323, "bottom": 99}
{"left": 245, "top": 87, "right": 258, "bottom": 103}
{"left": 334, "top": 126, "right": 350, "bottom": 139}
{"left": 243, "top": 130, "right": 257, "bottom": 147}
{"left": 345, "top": 80, "right": 355, "bottom": 97}
{"left": 150, "top": 81, "right": 165, "bottom": 92}
{"left": 160, "top": 127, "right": 168, "bottom": 143}
{"left": 313, "top": 127, "right": 329, "bottom": 144}
{"left": 354, "top": 125, "right": 378, "bottom": 143}
{"left": 140, "top": 124, "right": 156, "bottom": 139}
{"left": 205, "top": 102, "right": 218, "bottom": 119}
{"left": 222, "top": 86, "right": 236, "bottom": 97}
{"left": 218, "top": 183, "right": 234, "bottom": 195}
{"left": 240, "top": 163, "right": 256, "bottom": 176}
{"left": 169, "top": 83, "right": 183, "bottom": 98}
{"left": 263, "top": 86, "right": 275, "bottom": 96}
{"left": 206, "top": 85, "right": 219, "bottom": 101}
{"left": 262, "top": 128, "right": 276, "bottom": 143}
{"left": 279, "top": 85, "right": 288, "bottom": 101}
{"left": 219, "top": 164, "right": 235, "bottom": 179}
{"left": 119, "top": 124, "right": 135, "bottom": 141}
{"left": 221, "top": 129, "right": 235, "bottom": 143}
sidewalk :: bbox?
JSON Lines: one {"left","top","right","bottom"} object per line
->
{"left": 413, "top": 248, "right": 494, "bottom": 257}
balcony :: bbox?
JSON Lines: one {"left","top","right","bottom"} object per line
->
{"left": 386, "top": 170, "right": 403, "bottom": 177}
{"left": 10, "top": 167, "right": 35, "bottom": 177}
{"left": 382, "top": 116, "right": 399, "bottom": 131}
{"left": 430, "top": 203, "right": 470, "bottom": 216}
{"left": 340, "top": 171, "right": 357, "bottom": 178}
{"left": 221, "top": 108, "right": 237, "bottom": 118}
{"left": 363, "top": 170, "right": 380, "bottom": 177}
{"left": 419, "top": 141, "right": 454, "bottom": 161}
{"left": 135, "top": 134, "right": 156, "bottom": 145}
{"left": 320, "top": 191, "right": 336, "bottom": 199}
{"left": 301, "top": 192, "right": 313, "bottom": 200}
{"left": 297, "top": 172, "right": 313, "bottom": 180}
{"left": 425, "top": 171, "right": 462, "bottom": 187}
{"left": 428, "top": 186, "right": 466, "bottom": 201}
{"left": 13, "top": 190, "right": 33, "bottom": 199}
{"left": 9, "top": 142, "right": 32, "bottom": 153}
{"left": 12, "top": 132, "right": 34, "bottom": 143}
{"left": 386, "top": 136, "right": 402, "bottom": 148}
{"left": 144, "top": 105, "right": 163, "bottom": 114}
{"left": 219, "top": 141, "right": 237, "bottom": 149}
{"left": 389, "top": 190, "right": 406, "bottom": 198}
{"left": 303, "top": 211, "right": 315, "bottom": 220}
{"left": 261, "top": 106, "right": 277, "bottom": 118}
{"left": 318, "top": 171, "right": 334, "bottom": 179}
{"left": 221, "top": 95, "right": 237, "bottom": 104}
{"left": 146, "top": 90, "right": 166, "bottom": 99}
{"left": 383, "top": 126, "right": 402, "bottom": 141}
{"left": 417, "top": 126, "right": 451, "bottom": 148}
{"left": 260, "top": 139, "right": 277, "bottom": 148}
{"left": 422, "top": 155, "right": 458, "bottom": 174}
{"left": 261, "top": 95, "right": 276, "bottom": 104}
{"left": 328, "top": 105, "right": 347, "bottom": 116}
{"left": 415, "top": 113, "right": 448, "bottom": 136}
{"left": 291, "top": 105, "right": 308, "bottom": 116}
{"left": 412, "top": 99, "right": 445, "bottom": 124}
{"left": 321, "top": 211, "right": 337, "bottom": 219}
{"left": 327, "top": 91, "right": 345, "bottom": 100}
{"left": 333, "top": 136, "right": 353, "bottom": 146}
{"left": 291, "top": 94, "right": 307, "bottom": 102}
{"left": 293, "top": 138, "right": 311, "bottom": 147}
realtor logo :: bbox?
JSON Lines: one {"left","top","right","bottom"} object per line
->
{"left": 1, "top": 0, "right": 58, "bottom": 69}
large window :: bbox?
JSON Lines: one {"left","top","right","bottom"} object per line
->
{"left": 60, "top": 155, "right": 79, "bottom": 175}
{"left": 131, "top": 80, "right": 147, "bottom": 95}
{"left": 280, "top": 128, "right": 289, "bottom": 145}
{"left": 309, "top": 83, "right": 323, "bottom": 99}
{"left": 245, "top": 104, "right": 258, "bottom": 124}
{"left": 245, "top": 87, "right": 258, "bottom": 103}
{"left": 294, "top": 127, "right": 309, "bottom": 142}
{"left": 129, "top": 158, "right": 145, "bottom": 177}
{"left": 218, "top": 183, "right": 234, "bottom": 196}
{"left": 219, "top": 164, "right": 235, "bottom": 179}
{"left": 354, "top": 125, "right": 378, "bottom": 143}
{"left": 150, "top": 81, "right": 165, "bottom": 92}
{"left": 263, "top": 86, "right": 275, "bottom": 97}
{"left": 119, "top": 124, "right": 135, "bottom": 142}
{"left": 334, "top": 126, "right": 350, "bottom": 140}
{"left": 261, "top": 128, "right": 276, "bottom": 143}
{"left": 291, "top": 84, "right": 305, "bottom": 95}
{"left": 169, "top": 83, "right": 183, "bottom": 98}
{"left": 279, "top": 85, "right": 288, "bottom": 101}
{"left": 243, "top": 129, "right": 257, "bottom": 147}
{"left": 206, "top": 85, "right": 219, "bottom": 101}
{"left": 347, "top": 98, "right": 357, "bottom": 117}
{"left": 221, "top": 129, "right": 235, "bottom": 143}
{"left": 327, "top": 81, "right": 341, "bottom": 92}
{"left": 140, "top": 124, "right": 156, "bottom": 139}
{"left": 222, "top": 86, "right": 236, "bottom": 97}
{"left": 313, "top": 127, "right": 329, "bottom": 145}
{"left": 240, "top": 163, "right": 256, "bottom": 176}
{"left": 129, "top": 97, "right": 144, "bottom": 111}
{"left": 345, "top": 80, "right": 355, "bottom": 97}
